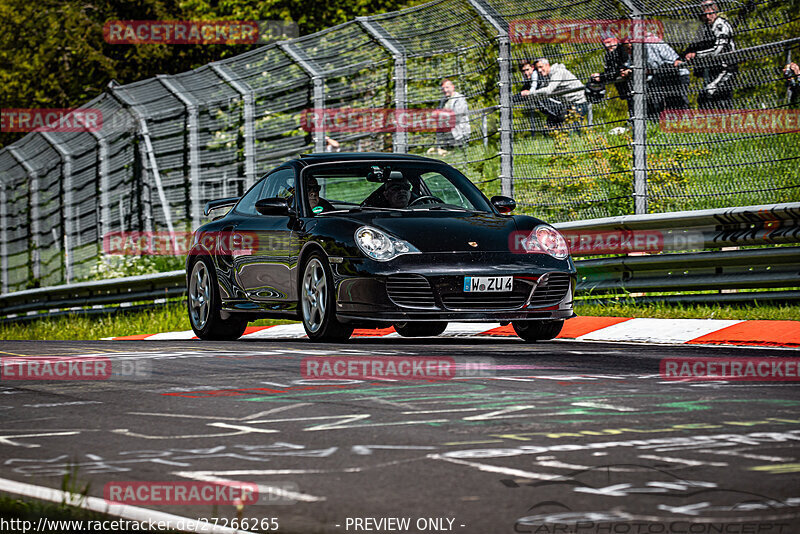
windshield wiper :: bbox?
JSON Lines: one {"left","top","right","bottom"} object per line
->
{"left": 418, "top": 205, "right": 481, "bottom": 212}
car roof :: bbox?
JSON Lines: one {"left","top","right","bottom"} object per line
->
{"left": 297, "top": 152, "right": 442, "bottom": 166}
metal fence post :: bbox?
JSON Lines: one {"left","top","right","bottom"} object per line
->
{"left": 40, "top": 132, "right": 74, "bottom": 284}
{"left": 7, "top": 146, "right": 40, "bottom": 284}
{"left": 158, "top": 75, "right": 202, "bottom": 228}
{"left": 278, "top": 42, "right": 326, "bottom": 154}
{"left": 621, "top": 0, "right": 648, "bottom": 214}
{"left": 109, "top": 87, "right": 177, "bottom": 240}
{"left": 83, "top": 130, "right": 112, "bottom": 246}
{"left": 0, "top": 180, "right": 8, "bottom": 294}
{"left": 210, "top": 64, "right": 257, "bottom": 189}
{"left": 357, "top": 17, "right": 408, "bottom": 153}
{"left": 136, "top": 140, "right": 154, "bottom": 233}
{"left": 468, "top": 0, "right": 513, "bottom": 197}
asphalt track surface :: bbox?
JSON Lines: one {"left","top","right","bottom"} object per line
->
{"left": 1, "top": 337, "right": 799, "bottom": 534}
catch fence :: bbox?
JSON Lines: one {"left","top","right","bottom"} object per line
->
{"left": 0, "top": 0, "right": 798, "bottom": 291}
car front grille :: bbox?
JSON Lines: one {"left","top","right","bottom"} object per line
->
{"left": 386, "top": 274, "right": 436, "bottom": 308}
{"left": 528, "top": 272, "right": 572, "bottom": 307}
{"left": 441, "top": 280, "right": 530, "bottom": 310}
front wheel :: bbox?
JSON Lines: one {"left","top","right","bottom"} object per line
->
{"left": 188, "top": 257, "right": 247, "bottom": 340}
{"left": 393, "top": 322, "right": 448, "bottom": 337}
{"left": 300, "top": 252, "right": 353, "bottom": 342}
{"left": 512, "top": 319, "right": 564, "bottom": 342}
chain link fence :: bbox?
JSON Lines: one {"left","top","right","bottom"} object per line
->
{"left": 1, "top": 0, "right": 798, "bottom": 291}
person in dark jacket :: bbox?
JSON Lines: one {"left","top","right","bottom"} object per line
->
{"left": 678, "top": 0, "right": 737, "bottom": 109}
{"left": 785, "top": 62, "right": 800, "bottom": 107}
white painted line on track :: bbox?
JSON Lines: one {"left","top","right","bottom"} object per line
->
{"left": 242, "top": 324, "right": 306, "bottom": 339}
{"left": 147, "top": 330, "right": 197, "bottom": 340}
{"left": 0, "top": 476, "right": 254, "bottom": 534}
{"left": 578, "top": 318, "right": 744, "bottom": 344}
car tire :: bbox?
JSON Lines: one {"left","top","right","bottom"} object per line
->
{"left": 300, "top": 252, "right": 354, "bottom": 342}
{"left": 188, "top": 256, "right": 248, "bottom": 341}
{"left": 512, "top": 319, "right": 564, "bottom": 342}
{"left": 393, "top": 322, "right": 448, "bottom": 337}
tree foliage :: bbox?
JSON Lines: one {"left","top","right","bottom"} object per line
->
{"left": 0, "top": 0, "right": 418, "bottom": 147}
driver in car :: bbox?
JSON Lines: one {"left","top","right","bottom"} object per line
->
{"left": 383, "top": 177, "right": 412, "bottom": 208}
{"left": 307, "top": 176, "right": 335, "bottom": 214}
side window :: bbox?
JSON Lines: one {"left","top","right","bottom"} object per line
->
{"left": 234, "top": 168, "right": 296, "bottom": 216}
{"left": 234, "top": 179, "right": 265, "bottom": 215}
{"left": 261, "top": 168, "right": 296, "bottom": 199}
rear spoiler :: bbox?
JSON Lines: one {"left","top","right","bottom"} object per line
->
{"left": 204, "top": 197, "right": 239, "bottom": 216}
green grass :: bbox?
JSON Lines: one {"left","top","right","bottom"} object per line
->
{"left": 0, "top": 301, "right": 295, "bottom": 341}
{"left": 575, "top": 300, "right": 800, "bottom": 321}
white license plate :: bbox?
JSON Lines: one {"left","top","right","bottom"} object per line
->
{"left": 463, "top": 276, "right": 513, "bottom": 293}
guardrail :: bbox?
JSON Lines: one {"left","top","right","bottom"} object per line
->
{"left": 554, "top": 202, "right": 800, "bottom": 301}
{"left": 0, "top": 271, "right": 185, "bottom": 321}
{"left": 1, "top": 203, "right": 798, "bottom": 320}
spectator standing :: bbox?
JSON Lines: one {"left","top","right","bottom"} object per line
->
{"left": 679, "top": 0, "right": 737, "bottom": 109}
{"left": 784, "top": 62, "right": 799, "bottom": 107}
{"left": 433, "top": 79, "right": 470, "bottom": 153}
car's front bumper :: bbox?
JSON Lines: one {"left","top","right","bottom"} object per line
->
{"left": 332, "top": 252, "right": 576, "bottom": 323}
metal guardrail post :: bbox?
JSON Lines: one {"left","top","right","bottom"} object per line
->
{"left": 158, "top": 75, "right": 202, "bottom": 228}
{"left": 621, "top": 0, "right": 648, "bottom": 214}
{"left": 7, "top": 147, "right": 41, "bottom": 283}
{"left": 357, "top": 17, "right": 408, "bottom": 153}
{"left": 278, "top": 42, "right": 326, "bottom": 154}
{"left": 40, "top": 133, "right": 75, "bottom": 284}
{"left": 210, "top": 64, "right": 257, "bottom": 189}
{"left": 109, "top": 87, "right": 177, "bottom": 240}
{"left": 468, "top": 0, "right": 512, "bottom": 197}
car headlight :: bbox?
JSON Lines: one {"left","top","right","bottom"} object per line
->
{"left": 521, "top": 225, "right": 570, "bottom": 259}
{"left": 355, "top": 226, "right": 419, "bottom": 261}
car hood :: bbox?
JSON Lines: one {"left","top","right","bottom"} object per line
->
{"left": 330, "top": 210, "right": 521, "bottom": 253}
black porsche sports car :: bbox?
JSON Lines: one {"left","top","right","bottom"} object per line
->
{"left": 186, "top": 153, "right": 576, "bottom": 342}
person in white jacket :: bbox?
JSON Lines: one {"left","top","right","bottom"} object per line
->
{"left": 527, "top": 58, "right": 588, "bottom": 127}
{"left": 434, "top": 79, "right": 470, "bottom": 151}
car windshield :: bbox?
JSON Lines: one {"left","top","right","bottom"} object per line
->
{"left": 301, "top": 161, "right": 493, "bottom": 215}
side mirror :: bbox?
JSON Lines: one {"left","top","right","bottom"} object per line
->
{"left": 255, "top": 197, "right": 293, "bottom": 216}
{"left": 491, "top": 195, "right": 516, "bottom": 214}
